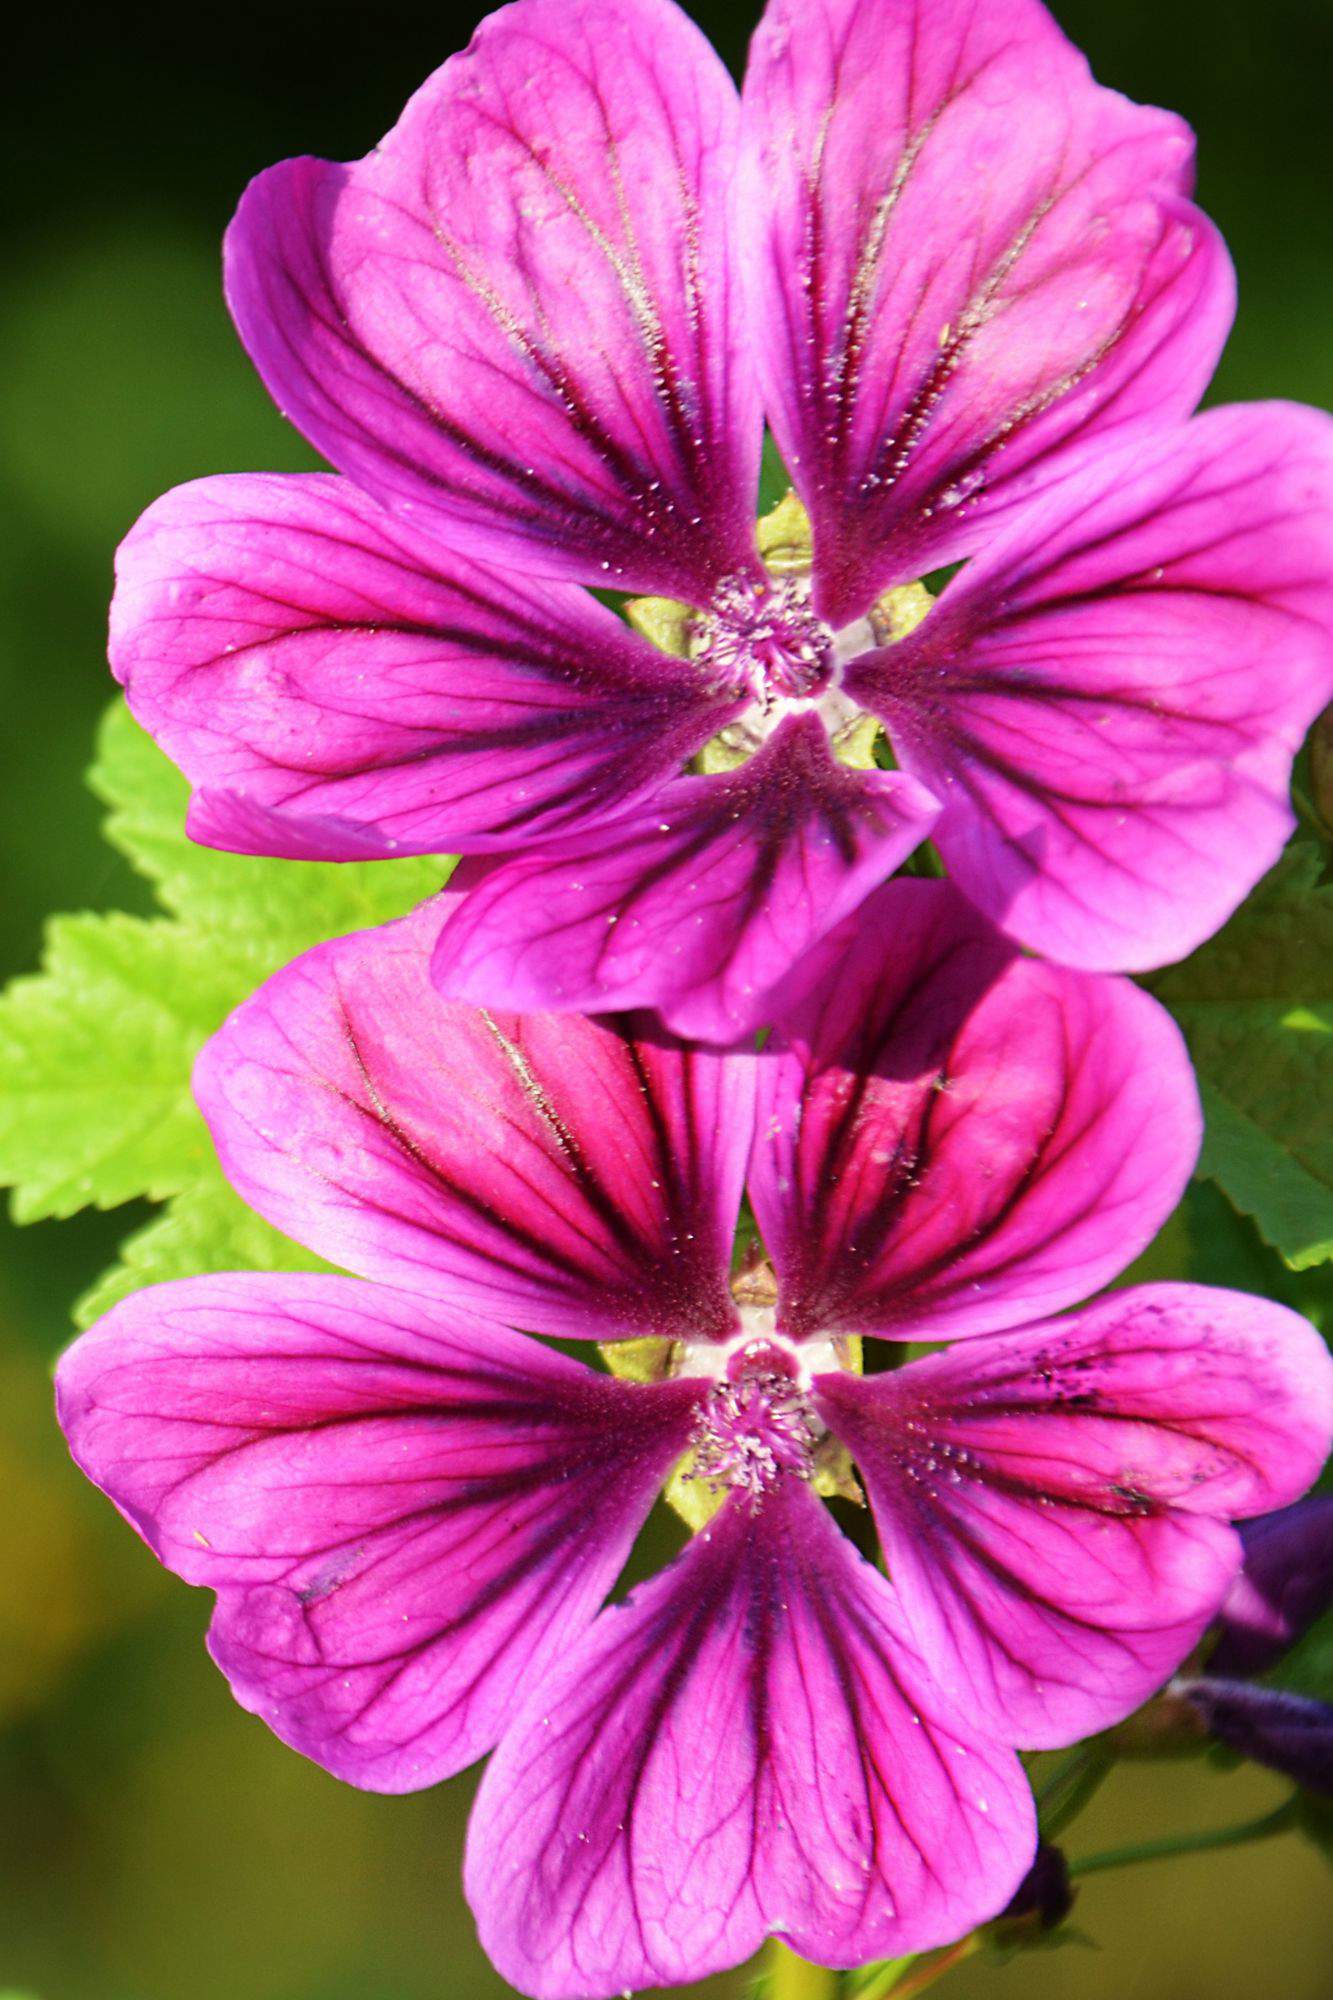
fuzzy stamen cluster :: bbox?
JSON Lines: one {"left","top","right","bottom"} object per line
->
{"left": 688, "top": 1348, "right": 819, "bottom": 1504}
{"left": 692, "top": 575, "right": 835, "bottom": 704}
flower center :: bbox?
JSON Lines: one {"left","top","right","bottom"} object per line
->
{"left": 625, "top": 488, "right": 938, "bottom": 774}
{"left": 602, "top": 1303, "right": 862, "bottom": 1526}
{"left": 690, "top": 575, "right": 880, "bottom": 771}
{"left": 688, "top": 1341, "right": 820, "bottom": 1504}
{"left": 693, "top": 576, "right": 836, "bottom": 704}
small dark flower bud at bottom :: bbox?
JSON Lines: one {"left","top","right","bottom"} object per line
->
{"left": 995, "top": 1841, "right": 1076, "bottom": 1934}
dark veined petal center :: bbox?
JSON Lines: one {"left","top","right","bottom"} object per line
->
{"left": 626, "top": 491, "right": 938, "bottom": 773}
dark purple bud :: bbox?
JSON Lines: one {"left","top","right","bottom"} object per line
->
{"left": 996, "top": 1841, "right": 1075, "bottom": 1932}
{"left": 1212, "top": 1495, "right": 1333, "bottom": 1675}
{"left": 1182, "top": 1676, "right": 1333, "bottom": 1797}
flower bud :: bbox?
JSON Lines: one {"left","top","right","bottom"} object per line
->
{"left": 1212, "top": 1495, "right": 1333, "bottom": 1676}
{"left": 1181, "top": 1676, "right": 1333, "bottom": 1797}
{"left": 994, "top": 1841, "right": 1075, "bottom": 1934}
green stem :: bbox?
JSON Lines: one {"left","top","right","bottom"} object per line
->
{"left": 847, "top": 1955, "right": 918, "bottom": 2000}
{"left": 1291, "top": 778, "right": 1330, "bottom": 840}
{"left": 878, "top": 1937, "right": 981, "bottom": 2000}
{"left": 1033, "top": 1744, "right": 1092, "bottom": 1814}
{"left": 1071, "top": 1796, "right": 1300, "bottom": 1879}
{"left": 848, "top": 1935, "right": 984, "bottom": 2000}
{"left": 765, "top": 1940, "right": 840, "bottom": 2000}
{"left": 1039, "top": 1742, "right": 1114, "bottom": 1840}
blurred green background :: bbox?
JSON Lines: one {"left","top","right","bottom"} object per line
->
{"left": 2, "top": 3, "right": 1331, "bottom": 1997}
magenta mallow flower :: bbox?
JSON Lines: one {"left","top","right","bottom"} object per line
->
{"left": 57, "top": 884, "right": 1332, "bottom": 1996}
{"left": 108, "top": 0, "right": 1333, "bottom": 1041}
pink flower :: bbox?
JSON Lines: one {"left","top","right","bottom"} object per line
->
{"left": 57, "top": 885, "right": 1332, "bottom": 1997}
{"left": 108, "top": 0, "right": 1333, "bottom": 1041}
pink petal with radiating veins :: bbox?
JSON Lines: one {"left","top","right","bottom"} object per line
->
{"left": 741, "top": 0, "right": 1233, "bottom": 624}
{"left": 818, "top": 1285, "right": 1333, "bottom": 1747}
{"left": 849, "top": 404, "right": 1333, "bottom": 968}
{"left": 750, "top": 881, "right": 1198, "bottom": 1342}
{"left": 430, "top": 713, "right": 940, "bottom": 1042}
{"left": 194, "top": 906, "right": 750, "bottom": 1343}
{"left": 466, "top": 1478, "right": 1034, "bottom": 1999}
{"left": 57, "top": 1274, "right": 701, "bottom": 1789}
{"left": 111, "top": 474, "right": 738, "bottom": 860}
{"left": 225, "top": 0, "right": 759, "bottom": 600}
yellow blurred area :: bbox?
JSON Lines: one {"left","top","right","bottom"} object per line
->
{"left": 0, "top": 1351, "right": 160, "bottom": 1726}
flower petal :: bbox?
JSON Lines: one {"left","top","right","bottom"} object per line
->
{"left": 466, "top": 1478, "right": 1034, "bottom": 1998}
{"left": 194, "top": 906, "right": 750, "bottom": 1342}
{"left": 57, "top": 1273, "right": 702, "bottom": 1790}
{"left": 741, "top": 0, "right": 1232, "bottom": 624}
{"left": 751, "top": 881, "right": 1197, "bottom": 1342}
{"left": 111, "top": 474, "right": 736, "bottom": 860}
{"left": 817, "top": 1285, "right": 1333, "bottom": 1746}
{"left": 849, "top": 405, "right": 1333, "bottom": 968}
{"left": 430, "top": 713, "right": 940, "bottom": 1042}
{"left": 225, "top": 0, "right": 758, "bottom": 600}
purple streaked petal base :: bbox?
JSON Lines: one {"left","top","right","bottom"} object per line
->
{"left": 752, "top": 881, "right": 1199, "bottom": 1343}
{"left": 851, "top": 405, "right": 1333, "bottom": 970}
{"left": 741, "top": 0, "right": 1233, "bottom": 626}
{"left": 467, "top": 1477, "right": 1034, "bottom": 1999}
{"left": 195, "top": 904, "right": 750, "bottom": 1344}
{"left": 224, "top": 0, "right": 761, "bottom": 600}
{"left": 113, "top": 473, "right": 737, "bottom": 859}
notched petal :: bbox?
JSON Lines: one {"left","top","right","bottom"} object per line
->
{"left": 466, "top": 1478, "right": 1034, "bottom": 1998}
{"left": 194, "top": 904, "right": 751, "bottom": 1342}
{"left": 225, "top": 0, "right": 760, "bottom": 599}
{"left": 741, "top": 0, "right": 1233, "bottom": 624}
{"left": 56, "top": 1273, "right": 703, "bottom": 1790}
{"left": 851, "top": 404, "right": 1333, "bottom": 969}
{"left": 816, "top": 1284, "right": 1333, "bottom": 1746}
{"left": 752, "top": 880, "right": 1199, "bottom": 1342}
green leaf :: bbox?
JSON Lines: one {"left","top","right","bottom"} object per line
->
{"left": 1152, "top": 846, "right": 1333, "bottom": 1270}
{"left": 756, "top": 427, "right": 795, "bottom": 514}
{"left": 1111, "top": 1181, "right": 1328, "bottom": 1335}
{"left": 0, "top": 912, "right": 257, "bottom": 1220}
{"left": 0, "top": 698, "right": 451, "bottom": 1313}
{"left": 73, "top": 1166, "right": 331, "bottom": 1329}
{"left": 89, "top": 700, "right": 447, "bottom": 944}
{"left": 1270, "top": 1605, "right": 1333, "bottom": 1705}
